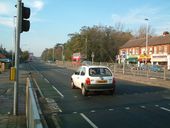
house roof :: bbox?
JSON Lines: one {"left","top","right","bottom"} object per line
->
{"left": 121, "top": 38, "right": 146, "bottom": 48}
{"left": 120, "top": 34, "right": 170, "bottom": 49}
{"left": 149, "top": 35, "right": 170, "bottom": 46}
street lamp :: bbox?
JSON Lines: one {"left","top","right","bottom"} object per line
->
{"left": 53, "top": 46, "right": 55, "bottom": 62}
{"left": 12, "top": 16, "right": 17, "bottom": 66}
{"left": 56, "top": 43, "right": 64, "bottom": 64}
{"left": 145, "top": 18, "right": 149, "bottom": 64}
{"left": 145, "top": 18, "right": 149, "bottom": 55}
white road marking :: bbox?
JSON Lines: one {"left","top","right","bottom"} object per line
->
{"left": 90, "top": 110, "right": 96, "bottom": 113}
{"left": 44, "top": 78, "right": 49, "bottom": 83}
{"left": 108, "top": 108, "right": 114, "bottom": 111}
{"left": 74, "top": 96, "right": 78, "bottom": 98}
{"left": 125, "top": 107, "right": 130, "bottom": 110}
{"left": 73, "top": 112, "right": 77, "bottom": 114}
{"left": 33, "top": 78, "right": 44, "bottom": 97}
{"left": 140, "top": 106, "right": 146, "bottom": 109}
{"left": 80, "top": 113, "right": 98, "bottom": 128}
{"left": 160, "top": 107, "right": 170, "bottom": 112}
{"left": 155, "top": 105, "right": 159, "bottom": 107}
{"left": 52, "top": 85, "right": 64, "bottom": 98}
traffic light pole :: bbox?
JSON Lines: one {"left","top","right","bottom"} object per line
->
{"left": 13, "top": 0, "right": 22, "bottom": 116}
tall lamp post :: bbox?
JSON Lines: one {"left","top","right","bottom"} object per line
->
{"left": 53, "top": 46, "right": 55, "bottom": 62}
{"left": 145, "top": 18, "right": 149, "bottom": 55}
{"left": 145, "top": 18, "right": 149, "bottom": 64}
{"left": 57, "top": 44, "right": 64, "bottom": 64}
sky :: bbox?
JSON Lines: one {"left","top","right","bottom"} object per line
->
{"left": 0, "top": 0, "right": 170, "bottom": 56}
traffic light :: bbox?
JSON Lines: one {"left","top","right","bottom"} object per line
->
{"left": 21, "top": 3, "right": 30, "bottom": 33}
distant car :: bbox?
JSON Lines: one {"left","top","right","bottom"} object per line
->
{"left": 71, "top": 65, "right": 116, "bottom": 96}
{"left": 140, "top": 64, "right": 163, "bottom": 72}
{"left": 81, "top": 60, "right": 92, "bottom": 66}
{"left": 149, "top": 65, "right": 163, "bottom": 72}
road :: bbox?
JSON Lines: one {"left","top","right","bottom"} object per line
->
{"left": 27, "top": 59, "right": 170, "bottom": 128}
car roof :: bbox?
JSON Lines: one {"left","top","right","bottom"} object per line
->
{"left": 81, "top": 65, "right": 109, "bottom": 68}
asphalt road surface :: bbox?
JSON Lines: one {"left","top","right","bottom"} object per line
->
{"left": 28, "top": 59, "right": 170, "bottom": 128}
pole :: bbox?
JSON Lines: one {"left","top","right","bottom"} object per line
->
{"left": 145, "top": 18, "right": 149, "bottom": 55}
{"left": 12, "top": 16, "right": 16, "bottom": 66}
{"left": 53, "top": 47, "right": 55, "bottom": 62}
{"left": 62, "top": 45, "right": 64, "bottom": 64}
{"left": 144, "top": 18, "right": 149, "bottom": 64}
{"left": 85, "top": 37, "right": 87, "bottom": 59}
{"left": 14, "top": 0, "right": 22, "bottom": 115}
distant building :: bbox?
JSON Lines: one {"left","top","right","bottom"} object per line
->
{"left": 28, "top": 52, "right": 33, "bottom": 61}
{"left": 0, "top": 45, "right": 6, "bottom": 58}
{"left": 119, "top": 32, "right": 170, "bottom": 70}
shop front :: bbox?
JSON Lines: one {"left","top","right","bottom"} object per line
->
{"left": 138, "top": 54, "right": 151, "bottom": 64}
{"left": 127, "top": 55, "right": 139, "bottom": 64}
{"left": 151, "top": 54, "right": 169, "bottom": 69}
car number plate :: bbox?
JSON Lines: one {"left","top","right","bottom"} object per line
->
{"left": 96, "top": 80, "right": 107, "bottom": 83}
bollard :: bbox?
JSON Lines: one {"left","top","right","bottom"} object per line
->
{"left": 10, "top": 67, "right": 16, "bottom": 81}
{"left": 1, "top": 63, "right": 5, "bottom": 72}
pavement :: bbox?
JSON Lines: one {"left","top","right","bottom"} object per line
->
{"left": 0, "top": 69, "right": 27, "bottom": 128}
{"left": 115, "top": 73, "right": 170, "bottom": 89}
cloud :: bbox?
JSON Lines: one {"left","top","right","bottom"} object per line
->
{"left": 26, "top": 0, "right": 45, "bottom": 12}
{"left": 111, "top": 5, "right": 170, "bottom": 34}
{"left": 0, "top": 2, "right": 15, "bottom": 28}
{"left": 112, "top": 6, "right": 160, "bottom": 25}
{"left": 0, "top": 17, "right": 13, "bottom": 28}
{"left": 32, "top": 0, "right": 44, "bottom": 11}
{"left": 25, "top": 0, "right": 45, "bottom": 22}
{"left": 0, "top": 3, "right": 9, "bottom": 15}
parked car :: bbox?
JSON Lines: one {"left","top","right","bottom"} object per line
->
{"left": 149, "top": 65, "right": 163, "bottom": 72}
{"left": 71, "top": 65, "right": 116, "bottom": 96}
{"left": 81, "top": 60, "right": 92, "bottom": 66}
{"left": 140, "top": 64, "right": 163, "bottom": 72}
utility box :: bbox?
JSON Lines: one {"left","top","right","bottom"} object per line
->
{"left": 10, "top": 67, "right": 16, "bottom": 81}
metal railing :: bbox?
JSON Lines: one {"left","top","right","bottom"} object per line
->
{"left": 26, "top": 77, "right": 43, "bottom": 128}
{"left": 55, "top": 61, "right": 170, "bottom": 80}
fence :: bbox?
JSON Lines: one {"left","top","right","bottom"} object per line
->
{"left": 55, "top": 61, "right": 170, "bottom": 80}
{"left": 26, "top": 77, "right": 43, "bottom": 128}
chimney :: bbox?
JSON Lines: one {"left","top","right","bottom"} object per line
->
{"left": 163, "top": 31, "right": 169, "bottom": 36}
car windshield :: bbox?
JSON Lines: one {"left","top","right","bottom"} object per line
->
{"left": 89, "top": 67, "right": 112, "bottom": 76}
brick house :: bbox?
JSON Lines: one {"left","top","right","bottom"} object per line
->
{"left": 119, "top": 32, "right": 170, "bottom": 69}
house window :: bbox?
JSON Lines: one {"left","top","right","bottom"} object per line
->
{"left": 159, "top": 46, "right": 163, "bottom": 54}
{"left": 154, "top": 46, "right": 157, "bottom": 54}
{"left": 164, "top": 45, "right": 167, "bottom": 54}
{"left": 149, "top": 47, "right": 152, "bottom": 54}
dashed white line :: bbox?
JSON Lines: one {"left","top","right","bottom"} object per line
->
{"left": 52, "top": 85, "right": 64, "bottom": 98}
{"left": 108, "top": 108, "right": 114, "bottom": 111}
{"left": 125, "top": 107, "right": 130, "bottom": 110}
{"left": 44, "top": 78, "right": 49, "bottom": 83}
{"left": 90, "top": 110, "right": 96, "bottom": 113}
{"left": 160, "top": 107, "right": 170, "bottom": 112}
{"left": 80, "top": 113, "right": 98, "bottom": 128}
{"left": 33, "top": 78, "right": 44, "bottom": 97}
{"left": 140, "top": 106, "right": 146, "bottom": 109}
